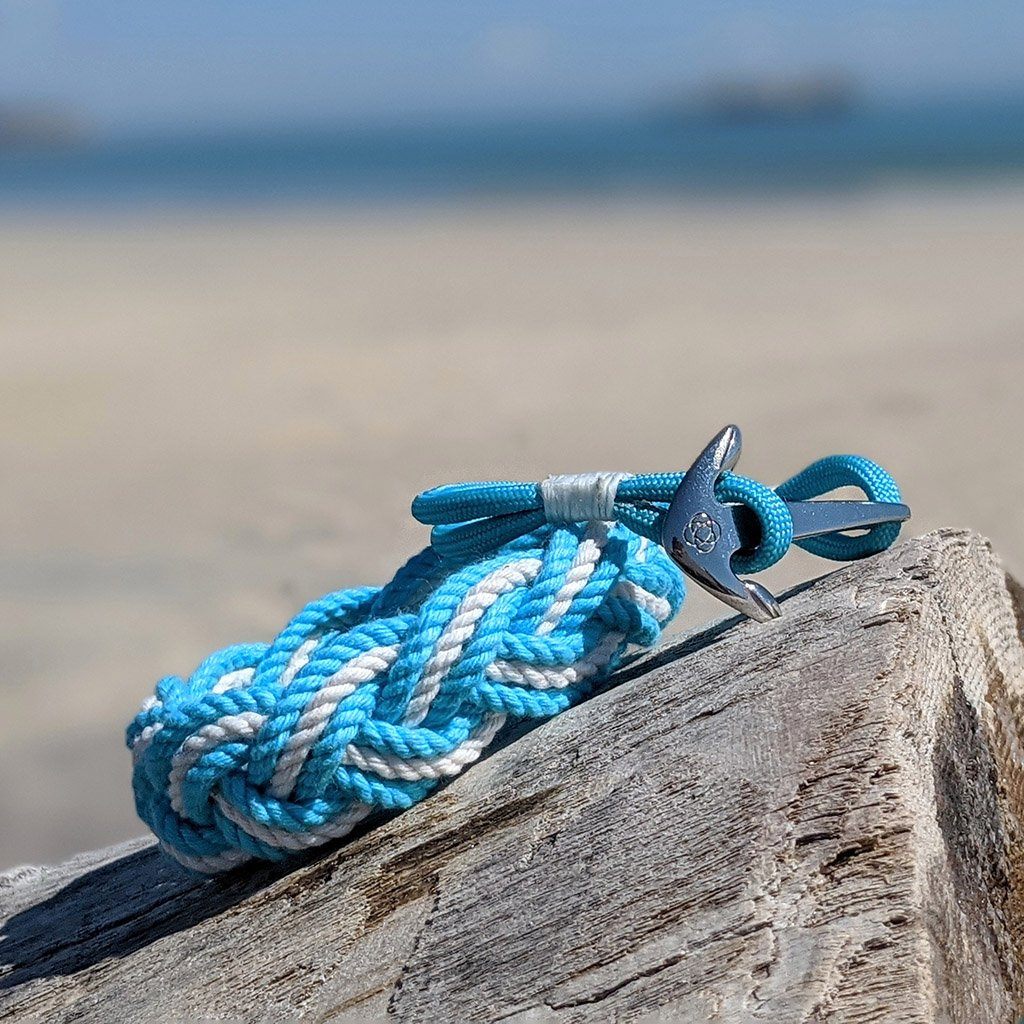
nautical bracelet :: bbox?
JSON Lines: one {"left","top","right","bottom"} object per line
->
{"left": 127, "top": 425, "right": 908, "bottom": 872}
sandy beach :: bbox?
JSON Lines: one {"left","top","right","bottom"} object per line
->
{"left": 3, "top": 184, "right": 1024, "bottom": 869}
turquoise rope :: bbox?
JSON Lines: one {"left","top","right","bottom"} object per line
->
{"left": 128, "top": 452, "right": 901, "bottom": 873}
{"left": 413, "top": 455, "right": 901, "bottom": 571}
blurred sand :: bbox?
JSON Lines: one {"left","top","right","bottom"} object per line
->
{"left": 3, "top": 185, "right": 1024, "bottom": 868}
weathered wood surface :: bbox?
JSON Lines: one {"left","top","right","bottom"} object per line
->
{"left": 2, "top": 529, "right": 1024, "bottom": 1023}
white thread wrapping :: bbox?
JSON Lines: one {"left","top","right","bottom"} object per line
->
{"left": 539, "top": 472, "right": 629, "bottom": 524}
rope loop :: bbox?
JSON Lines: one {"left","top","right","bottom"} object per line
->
{"left": 716, "top": 475, "right": 793, "bottom": 573}
{"left": 778, "top": 454, "right": 903, "bottom": 560}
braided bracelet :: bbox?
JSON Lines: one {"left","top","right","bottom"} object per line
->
{"left": 127, "top": 425, "right": 908, "bottom": 872}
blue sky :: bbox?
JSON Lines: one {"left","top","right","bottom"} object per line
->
{"left": 2, "top": 1, "right": 1024, "bottom": 135}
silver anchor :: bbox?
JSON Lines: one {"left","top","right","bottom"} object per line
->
{"left": 661, "top": 425, "right": 911, "bottom": 622}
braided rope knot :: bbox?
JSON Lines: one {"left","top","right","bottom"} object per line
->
{"left": 128, "top": 523, "right": 685, "bottom": 873}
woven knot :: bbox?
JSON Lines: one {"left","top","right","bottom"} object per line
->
{"left": 128, "top": 523, "right": 685, "bottom": 873}
{"left": 540, "top": 472, "right": 629, "bottom": 524}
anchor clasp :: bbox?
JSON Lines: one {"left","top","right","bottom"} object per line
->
{"left": 661, "top": 425, "right": 910, "bottom": 622}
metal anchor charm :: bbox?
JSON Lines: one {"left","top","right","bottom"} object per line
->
{"left": 661, "top": 425, "right": 910, "bottom": 622}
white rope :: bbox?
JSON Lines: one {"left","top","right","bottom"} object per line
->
{"left": 269, "top": 645, "right": 399, "bottom": 799}
{"left": 161, "top": 842, "right": 251, "bottom": 874}
{"left": 537, "top": 522, "right": 608, "bottom": 635}
{"left": 279, "top": 638, "right": 318, "bottom": 690}
{"left": 168, "top": 711, "right": 266, "bottom": 816}
{"left": 214, "top": 794, "right": 372, "bottom": 851}
{"left": 487, "top": 630, "right": 624, "bottom": 690}
{"left": 344, "top": 713, "right": 506, "bottom": 781}
{"left": 402, "top": 558, "right": 543, "bottom": 727}
{"left": 612, "top": 579, "right": 673, "bottom": 622}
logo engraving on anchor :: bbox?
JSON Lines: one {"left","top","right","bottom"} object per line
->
{"left": 683, "top": 511, "right": 721, "bottom": 554}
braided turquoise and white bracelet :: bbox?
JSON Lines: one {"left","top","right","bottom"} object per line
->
{"left": 127, "top": 425, "right": 908, "bottom": 872}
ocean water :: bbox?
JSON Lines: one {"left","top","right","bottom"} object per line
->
{"left": 2, "top": 97, "right": 1024, "bottom": 209}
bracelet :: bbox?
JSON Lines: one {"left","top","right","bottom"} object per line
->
{"left": 127, "top": 425, "right": 908, "bottom": 872}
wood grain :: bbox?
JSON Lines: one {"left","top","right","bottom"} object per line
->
{"left": 2, "top": 530, "right": 1023, "bottom": 1022}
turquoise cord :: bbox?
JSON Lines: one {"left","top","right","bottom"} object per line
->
{"left": 413, "top": 454, "right": 901, "bottom": 572}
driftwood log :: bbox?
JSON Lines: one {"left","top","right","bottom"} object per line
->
{"left": 2, "top": 530, "right": 1024, "bottom": 1023}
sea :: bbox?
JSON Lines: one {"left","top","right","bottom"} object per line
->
{"left": 2, "top": 96, "right": 1024, "bottom": 209}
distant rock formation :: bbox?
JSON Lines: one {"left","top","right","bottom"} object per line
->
{"left": 0, "top": 103, "right": 84, "bottom": 150}
{"left": 654, "top": 72, "right": 858, "bottom": 125}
